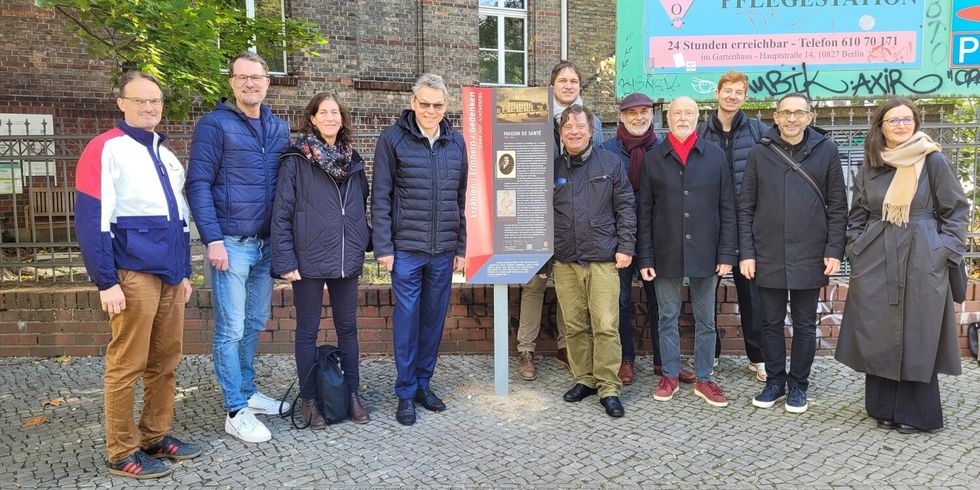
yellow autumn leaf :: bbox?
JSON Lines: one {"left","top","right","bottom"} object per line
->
{"left": 43, "top": 397, "right": 66, "bottom": 408}
{"left": 22, "top": 416, "right": 48, "bottom": 427}
{"left": 53, "top": 355, "right": 74, "bottom": 365}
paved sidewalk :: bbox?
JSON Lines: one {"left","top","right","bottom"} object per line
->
{"left": 1, "top": 354, "right": 978, "bottom": 488}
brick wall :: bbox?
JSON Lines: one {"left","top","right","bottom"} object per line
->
{"left": 2, "top": 281, "right": 977, "bottom": 359}
{"left": 567, "top": 0, "right": 618, "bottom": 123}
{"left": 0, "top": 0, "right": 567, "bottom": 224}
{"left": 0, "top": 0, "right": 567, "bottom": 135}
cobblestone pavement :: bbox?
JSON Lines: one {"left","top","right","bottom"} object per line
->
{"left": 1, "top": 353, "right": 978, "bottom": 488}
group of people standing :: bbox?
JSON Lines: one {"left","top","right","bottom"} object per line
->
{"left": 527, "top": 65, "right": 966, "bottom": 435}
{"left": 75, "top": 53, "right": 466, "bottom": 479}
{"left": 74, "top": 52, "right": 967, "bottom": 481}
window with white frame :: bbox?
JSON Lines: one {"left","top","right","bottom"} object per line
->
{"left": 479, "top": 1, "right": 527, "bottom": 86}
{"left": 241, "top": 0, "right": 287, "bottom": 74}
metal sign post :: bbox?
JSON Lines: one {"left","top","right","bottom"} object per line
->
{"left": 493, "top": 283, "right": 509, "bottom": 396}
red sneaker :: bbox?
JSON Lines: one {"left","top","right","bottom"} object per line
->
{"left": 653, "top": 376, "right": 679, "bottom": 401}
{"left": 694, "top": 381, "right": 729, "bottom": 407}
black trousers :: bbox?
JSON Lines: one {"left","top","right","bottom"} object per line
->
{"left": 866, "top": 373, "right": 943, "bottom": 431}
{"left": 293, "top": 277, "right": 361, "bottom": 398}
{"left": 757, "top": 287, "right": 819, "bottom": 391}
{"left": 618, "top": 267, "right": 661, "bottom": 365}
{"left": 713, "top": 268, "right": 765, "bottom": 362}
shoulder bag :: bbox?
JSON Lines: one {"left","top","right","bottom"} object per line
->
{"left": 759, "top": 137, "right": 826, "bottom": 209}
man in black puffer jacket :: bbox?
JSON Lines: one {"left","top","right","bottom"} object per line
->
{"left": 371, "top": 74, "right": 467, "bottom": 427}
{"left": 553, "top": 105, "right": 635, "bottom": 418}
{"left": 697, "top": 71, "right": 769, "bottom": 381}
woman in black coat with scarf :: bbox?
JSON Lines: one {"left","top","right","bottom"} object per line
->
{"left": 271, "top": 93, "right": 371, "bottom": 428}
{"left": 836, "top": 98, "right": 968, "bottom": 434}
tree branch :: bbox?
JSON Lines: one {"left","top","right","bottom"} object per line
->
{"left": 54, "top": 6, "right": 116, "bottom": 50}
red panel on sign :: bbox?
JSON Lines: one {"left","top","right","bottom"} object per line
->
{"left": 957, "top": 6, "right": 980, "bottom": 22}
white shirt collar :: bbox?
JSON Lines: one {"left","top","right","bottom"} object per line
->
{"left": 417, "top": 120, "right": 440, "bottom": 145}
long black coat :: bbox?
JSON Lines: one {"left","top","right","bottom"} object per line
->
{"left": 637, "top": 136, "right": 737, "bottom": 278}
{"left": 271, "top": 147, "right": 370, "bottom": 279}
{"left": 737, "top": 126, "right": 848, "bottom": 290}
{"left": 835, "top": 151, "right": 967, "bottom": 382}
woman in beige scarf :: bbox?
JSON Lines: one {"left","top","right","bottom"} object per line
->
{"left": 836, "top": 98, "right": 969, "bottom": 434}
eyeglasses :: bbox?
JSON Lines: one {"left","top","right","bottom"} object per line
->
{"left": 415, "top": 99, "right": 446, "bottom": 111}
{"left": 885, "top": 116, "right": 915, "bottom": 127}
{"left": 775, "top": 110, "right": 810, "bottom": 119}
{"left": 122, "top": 97, "right": 163, "bottom": 107}
{"left": 230, "top": 74, "right": 270, "bottom": 84}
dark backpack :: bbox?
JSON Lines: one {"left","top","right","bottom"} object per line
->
{"left": 281, "top": 345, "right": 350, "bottom": 428}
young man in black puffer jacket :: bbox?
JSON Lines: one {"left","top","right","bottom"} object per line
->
{"left": 697, "top": 71, "right": 769, "bottom": 382}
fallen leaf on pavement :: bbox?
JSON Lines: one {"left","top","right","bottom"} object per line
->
{"left": 53, "top": 355, "right": 74, "bottom": 365}
{"left": 22, "top": 416, "right": 48, "bottom": 427}
{"left": 43, "top": 397, "right": 66, "bottom": 408}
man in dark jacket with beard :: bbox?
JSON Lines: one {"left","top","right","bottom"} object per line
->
{"left": 697, "top": 71, "right": 769, "bottom": 381}
{"left": 372, "top": 73, "right": 467, "bottom": 426}
{"left": 554, "top": 105, "right": 635, "bottom": 418}
{"left": 599, "top": 92, "right": 660, "bottom": 385}
{"left": 738, "top": 92, "right": 847, "bottom": 414}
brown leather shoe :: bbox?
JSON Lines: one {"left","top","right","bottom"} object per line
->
{"left": 678, "top": 369, "right": 697, "bottom": 384}
{"left": 349, "top": 392, "right": 369, "bottom": 424}
{"left": 618, "top": 360, "right": 634, "bottom": 385}
{"left": 555, "top": 348, "right": 570, "bottom": 370}
{"left": 300, "top": 398, "right": 326, "bottom": 429}
{"left": 517, "top": 351, "right": 537, "bottom": 381}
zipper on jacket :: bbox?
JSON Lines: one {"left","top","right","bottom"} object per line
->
{"left": 430, "top": 144, "right": 438, "bottom": 254}
{"left": 330, "top": 176, "right": 348, "bottom": 278}
{"left": 148, "top": 141, "right": 182, "bottom": 280}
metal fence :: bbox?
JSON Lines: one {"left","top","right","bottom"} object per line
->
{"left": 1, "top": 102, "right": 977, "bottom": 284}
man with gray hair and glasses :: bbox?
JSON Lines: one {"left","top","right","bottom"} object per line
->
{"left": 187, "top": 52, "right": 291, "bottom": 443}
{"left": 372, "top": 73, "right": 468, "bottom": 426}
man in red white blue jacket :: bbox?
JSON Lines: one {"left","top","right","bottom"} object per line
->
{"left": 75, "top": 71, "right": 201, "bottom": 480}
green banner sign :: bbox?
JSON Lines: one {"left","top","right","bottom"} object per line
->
{"left": 616, "top": 0, "right": 980, "bottom": 101}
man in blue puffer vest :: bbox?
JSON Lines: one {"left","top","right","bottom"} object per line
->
{"left": 372, "top": 73, "right": 468, "bottom": 426}
{"left": 186, "top": 52, "right": 291, "bottom": 443}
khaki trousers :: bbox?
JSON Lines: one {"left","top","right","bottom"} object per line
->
{"left": 516, "top": 273, "right": 566, "bottom": 352}
{"left": 104, "top": 270, "right": 185, "bottom": 462}
{"left": 553, "top": 261, "right": 622, "bottom": 397}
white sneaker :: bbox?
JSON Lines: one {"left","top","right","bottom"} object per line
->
{"left": 688, "top": 357, "right": 719, "bottom": 368}
{"left": 749, "top": 362, "right": 768, "bottom": 382}
{"left": 248, "top": 392, "right": 290, "bottom": 415}
{"left": 225, "top": 409, "right": 272, "bottom": 443}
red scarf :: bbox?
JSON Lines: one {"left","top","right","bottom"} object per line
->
{"left": 668, "top": 132, "right": 698, "bottom": 165}
{"left": 616, "top": 123, "right": 657, "bottom": 190}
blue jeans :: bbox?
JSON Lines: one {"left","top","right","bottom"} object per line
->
{"left": 618, "top": 263, "right": 660, "bottom": 364}
{"left": 391, "top": 250, "right": 454, "bottom": 400}
{"left": 655, "top": 276, "right": 717, "bottom": 382}
{"left": 211, "top": 236, "right": 273, "bottom": 413}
